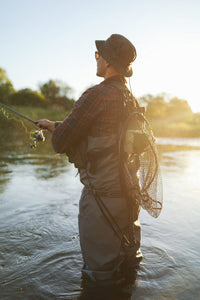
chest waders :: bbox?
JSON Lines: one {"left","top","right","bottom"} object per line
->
{"left": 83, "top": 93, "right": 144, "bottom": 248}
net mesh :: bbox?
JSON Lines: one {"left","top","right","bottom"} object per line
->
{"left": 138, "top": 135, "right": 163, "bottom": 218}
{"left": 120, "top": 112, "right": 163, "bottom": 218}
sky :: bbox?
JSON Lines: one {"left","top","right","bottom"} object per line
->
{"left": 0, "top": 0, "right": 200, "bottom": 112}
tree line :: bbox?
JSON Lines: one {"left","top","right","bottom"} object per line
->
{"left": 1, "top": 66, "right": 200, "bottom": 137}
{"left": 0, "top": 67, "right": 75, "bottom": 110}
{"left": 139, "top": 93, "right": 195, "bottom": 121}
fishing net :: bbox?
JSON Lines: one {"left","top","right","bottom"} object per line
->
{"left": 119, "top": 111, "right": 163, "bottom": 218}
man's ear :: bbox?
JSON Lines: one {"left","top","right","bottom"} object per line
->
{"left": 105, "top": 61, "right": 110, "bottom": 67}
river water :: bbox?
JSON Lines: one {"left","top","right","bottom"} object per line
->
{"left": 0, "top": 136, "right": 200, "bottom": 299}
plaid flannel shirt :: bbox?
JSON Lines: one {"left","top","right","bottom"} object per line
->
{"left": 51, "top": 75, "right": 130, "bottom": 153}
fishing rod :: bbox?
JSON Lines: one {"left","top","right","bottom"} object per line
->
{"left": 0, "top": 101, "right": 50, "bottom": 131}
{"left": 0, "top": 101, "right": 49, "bottom": 147}
{"left": 0, "top": 101, "right": 37, "bottom": 125}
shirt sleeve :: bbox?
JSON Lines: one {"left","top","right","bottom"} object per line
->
{"left": 51, "top": 86, "right": 104, "bottom": 153}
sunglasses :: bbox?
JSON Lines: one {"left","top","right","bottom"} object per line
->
{"left": 95, "top": 51, "right": 100, "bottom": 60}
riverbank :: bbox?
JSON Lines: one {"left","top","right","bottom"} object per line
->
{"left": 1, "top": 105, "right": 200, "bottom": 138}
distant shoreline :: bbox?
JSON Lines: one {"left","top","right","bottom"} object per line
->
{"left": 1, "top": 105, "right": 200, "bottom": 138}
{"left": 157, "top": 144, "right": 200, "bottom": 153}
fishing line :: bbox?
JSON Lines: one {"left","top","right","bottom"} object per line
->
{"left": 0, "top": 102, "right": 51, "bottom": 131}
{"left": 0, "top": 106, "right": 30, "bottom": 134}
{"left": 0, "top": 102, "right": 37, "bottom": 125}
{"left": 0, "top": 102, "right": 46, "bottom": 148}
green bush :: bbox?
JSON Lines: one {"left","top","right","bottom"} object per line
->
{"left": 8, "top": 89, "right": 49, "bottom": 107}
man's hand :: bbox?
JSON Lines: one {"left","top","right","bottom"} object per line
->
{"left": 36, "top": 119, "right": 55, "bottom": 132}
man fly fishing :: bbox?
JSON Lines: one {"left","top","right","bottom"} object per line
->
{"left": 36, "top": 34, "right": 143, "bottom": 290}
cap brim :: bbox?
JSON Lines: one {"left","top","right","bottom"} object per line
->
{"left": 95, "top": 40, "right": 106, "bottom": 56}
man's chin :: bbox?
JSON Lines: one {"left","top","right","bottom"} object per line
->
{"left": 96, "top": 72, "right": 104, "bottom": 78}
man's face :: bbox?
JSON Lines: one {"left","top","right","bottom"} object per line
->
{"left": 95, "top": 52, "right": 107, "bottom": 78}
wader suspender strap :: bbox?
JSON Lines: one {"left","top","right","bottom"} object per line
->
{"left": 91, "top": 189, "right": 131, "bottom": 246}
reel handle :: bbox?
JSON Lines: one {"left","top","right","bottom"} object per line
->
{"left": 35, "top": 122, "right": 53, "bottom": 132}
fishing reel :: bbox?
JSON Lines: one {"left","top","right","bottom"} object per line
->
{"left": 30, "top": 130, "right": 45, "bottom": 148}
